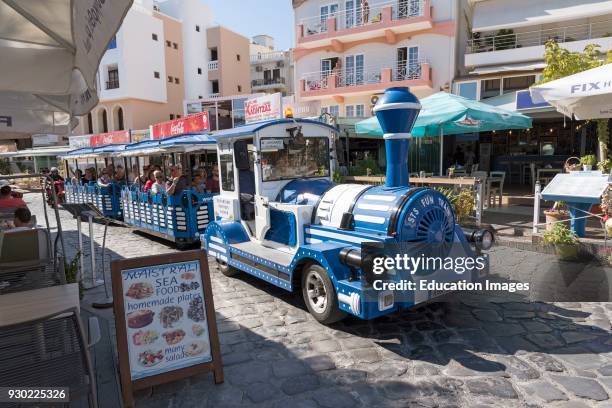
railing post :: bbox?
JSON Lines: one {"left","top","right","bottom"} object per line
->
{"left": 475, "top": 180, "right": 483, "bottom": 227}
{"left": 588, "top": 22, "right": 592, "bottom": 39}
{"left": 533, "top": 181, "right": 541, "bottom": 235}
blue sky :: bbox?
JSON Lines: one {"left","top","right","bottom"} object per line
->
{"left": 205, "top": 0, "right": 295, "bottom": 50}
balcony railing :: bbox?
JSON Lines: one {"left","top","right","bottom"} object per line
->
{"left": 467, "top": 19, "right": 612, "bottom": 54}
{"left": 208, "top": 93, "right": 220, "bottom": 99}
{"left": 252, "top": 78, "right": 286, "bottom": 87}
{"left": 300, "top": 0, "right": 425, "bottom": 38}
{"left": 301, "top": 61, "right": 426, "bottom": 92}
{"left": 105, "top": 80, "right": 120, "bottom": 90}
{"left": 250, "top": 51, "right": 286, "bottom": 63}
{"left": 208, "top": 61, "right": 219, "bottom": 70}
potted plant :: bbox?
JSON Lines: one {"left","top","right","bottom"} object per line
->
{"left": 581, "top": 154, "right": 597, "bottom": 171}
{"left": 598, "top": 159, "right": 612, "bottom": 173}
{"left": 544, "top": 201, "right": 569, "bottom": 231}
{"left": 543, "top": 223, "right": 579, "bottom": 261}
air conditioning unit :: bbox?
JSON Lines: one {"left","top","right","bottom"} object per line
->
{"left": 276, "top": 61, "right": 285, "bottom": 68}
{"left": 256, "top": 66, "right": 263, "bottom": 72}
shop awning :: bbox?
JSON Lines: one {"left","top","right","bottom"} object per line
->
{"left": 472, "top": 0, "right": 612, "bottom": 32}
{"left": 355, "top": 92, "right": 533, "bottom": 137}
{"left": 471, "top": 62, "right": 546, "bottom": 75}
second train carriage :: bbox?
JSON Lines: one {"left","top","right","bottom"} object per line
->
{"left": 62, "top": 132, "right": 219, "bottom": 247}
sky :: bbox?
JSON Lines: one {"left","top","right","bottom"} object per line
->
{"left": 205, "top": 0, "right": 295, "bottom": 50}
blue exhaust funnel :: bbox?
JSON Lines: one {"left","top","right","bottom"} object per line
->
{"left": 373, "top": 87, "right": 421, "bottom": 188}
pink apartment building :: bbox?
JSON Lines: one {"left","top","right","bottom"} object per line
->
{"left": 292, "top": 0, "right": 459, "bottom": 119}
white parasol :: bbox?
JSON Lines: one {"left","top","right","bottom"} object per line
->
{"left": 0, "top": 0, "right": 133, "bottom": 133}
{"left": 530, "top": 63, "right": 612, "bottom": 120}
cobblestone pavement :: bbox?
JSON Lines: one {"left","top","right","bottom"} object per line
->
{"left": 26, "top": 194, "right": 612, "bottom": 407}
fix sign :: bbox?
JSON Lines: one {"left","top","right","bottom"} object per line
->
{"left": 151, "top": 112, "right": 210, "bottom": 140}
{"left": 245, "top": 93, "right": 282, "bottom": 123}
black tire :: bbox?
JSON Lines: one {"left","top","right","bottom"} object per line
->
{"left": 217, "top": 259, "right": 240, "bottom": 277}
{"left": 301, "top": 263, "right": 347, "bottom": 324}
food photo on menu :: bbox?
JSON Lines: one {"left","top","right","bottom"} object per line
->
{"left": 121, "top": 261, "right": 212, "bottom": 380}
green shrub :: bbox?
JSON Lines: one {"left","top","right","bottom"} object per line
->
{"left": 543, "top": 223, "right": 577, "bottom": 245}
{"left": 348, "top": 159, "right": 382, "bottom": 176}
{"left": 580, "top": 154, "right": 597, "bottom": 166}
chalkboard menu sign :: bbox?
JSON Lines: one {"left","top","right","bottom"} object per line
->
{"left": 112, "top": 251, "right": 223, "bottom": 408}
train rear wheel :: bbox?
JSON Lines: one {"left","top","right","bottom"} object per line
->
{"left": 217, "top": 259, "right": 240, "bottom": 277}
{"left": 302, "top": 264, "right": 347, "bottom": 324}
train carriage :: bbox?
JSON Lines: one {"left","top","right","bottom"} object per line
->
{"left": 118, "top": 133, "right": 218, "bottom": 248}
{"left": 202, "top": 88, "right": 493, "bottom": 323}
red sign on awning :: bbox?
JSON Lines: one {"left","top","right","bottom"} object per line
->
{"left": 90, "top": 130, "right": 131, "bottom": 147}
{"left": 151, "top": 112, "right": 210, "bottom": 140}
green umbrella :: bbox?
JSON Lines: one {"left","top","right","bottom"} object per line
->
{"left": 355, "top": 91, "right": 532, "bottom": 137}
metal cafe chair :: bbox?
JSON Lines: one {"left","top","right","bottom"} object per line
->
{"left": 0, "top": 308, "right": 100, "bottom": 408}
{"left": 0, "top": 228, "right": 65, "bottom": 295}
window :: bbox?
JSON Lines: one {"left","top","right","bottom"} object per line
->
{"left": 260, "top": 137, "right": 330, "bottom": 182}
{"left": 177, "top": 114, "right": 181, "bottom": 118}
{"left": 480, "top": 78, "right": 501, "bottom": 99}
{"left": 198, "top": 95, "right": 203, "bottom": 99}
{"left": 197, "top": 67, "right": 202, "bottom": 75}
{"left": 168, "top": 76, "right": 173, "bottom": 82}
{"left": 170, "top": 114, "right": 175, "bottom": 120}
{"left": 321, "top": 107, "right": 329, "bottom": 115}
{"left": 210, "top": 48, "right": 218, "bottom": 61}
{"left": 346, "top": 105, "right": 354, "bottom": 117}
{"left": 106, "top": 67, "right": 119, "bottom": 89}
{"left": 220, "top": 153, "right": 235, "bottom": 191}
{"left": 237, "top": 85, "right": 242, "bottom": 92}
{"left": 458, "top": 81, "right": 478, "bottom": 100}
{"left": 503, "top": 75, "right": 536, "bottom": 94}
{"left": 154, "top": 71, "right": 160, "bottom": 79}
{"left": 329, "top": 105, "right": 339, "bottom": 117}
{"left": 175, "top": 77, "right": 180, "bottom": 84}
{"left": 173, "top": 42, "right": 178, "bottom": 49}
{"left": 196, "top": 25, "right": 200, "bottom": 32}
{"left": 356, "top": 104, "right": 364, "bottom": 117}
{"left": 211, "top": 80, "right": 219, "bottom": 94}
{"left": 166, "top": 40, "right": 171, "bottom": 47}
{"left": 237, "top": 54, "right": 241, "bottom": 61}
{"left": 152, "top": 33, "right": 158, "bottom": 41}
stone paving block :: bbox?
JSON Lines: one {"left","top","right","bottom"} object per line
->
{"left": 280, "top": 374, "right": 320, "bottom": 395}
{"left": 472, "top": 309, "right": 502, "bottom": 322}
{"left": 482, "top": 322, "right": 525, "bottom": 337}
{"left": 551, "top": 375, "right": 609, "bottom": 401}
{"left": 525, "top": 333, "right": 565, "bottom": 349}
{"left": 312, "top": 387, "right": 358, "bottom": 408}
{"left": 521, "top": 381, "right": 568, "bottom": 402}
{"left": 272, "top": 359, "right": 308, "bottom": 378}
{"left": 466, "top": 378, "right": 518, "bottom": 399}
{"left": 245, "top": 382, "right": 281, "bottom": 403}
{"left": 524, "top": 353, "right": 566, "bottom": 372}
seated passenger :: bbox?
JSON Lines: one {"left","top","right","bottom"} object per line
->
{"left": 49, "top": 167, "right": 64, "bottom": 182}
{"left": 114, "top": 165, "right": 127, "bottom": 184}
{"left": 142, "top": 170, "right": 155, "bottom": 193}
{"left": 166, "top": 164, "right": 189, "bottom": 196}
{"left": 84, "top": 167, "right": 97, "bottom": 183}
{"left": 11, "top": 207, "right": 33, "bottom": 231}
{"left": 97, "top": 169, "right": 112, "bottom": 186}
{"left": 0, "top": 181, "right": 27, "bottom": 209}
{"left": 193, "top": 168, "right": 207, "bottom": 194}
{"left": 206, "top": 164, "right": 220, "bottom": 193}
{"left": 151, "top": 170, "right": 167, "bottom": 194}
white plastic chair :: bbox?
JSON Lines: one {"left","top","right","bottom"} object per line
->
{"left": 488, "top": 171, "right": 506, "bottom": 206}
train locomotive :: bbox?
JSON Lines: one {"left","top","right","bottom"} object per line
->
{"left": 203, "top": 87, "right": 492, "bottom": 324}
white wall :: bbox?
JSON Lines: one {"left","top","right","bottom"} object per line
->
{"left": 98, "top": 5, "right": 167, "bottom": 103}
{"left": 158, "top": 0, "right": 214, "bottom": 100}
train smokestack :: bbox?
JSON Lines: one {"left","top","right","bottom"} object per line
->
{"left": 373, "top": 87, "right": 421, "bottom": 188}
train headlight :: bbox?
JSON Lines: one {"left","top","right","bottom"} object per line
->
{"left": 474, "top": 229, "right": 494, "bottom": 250}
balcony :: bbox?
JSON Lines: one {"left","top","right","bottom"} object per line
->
{"left": 250, "top": 51, "right": 286, "bottom": 64}
{"left": 465, "top": 19, "right": 612, "bottom": 67}
{"left": 252, "top": 77, "right": 287, "bottom": 90}
{"left": 299, "top": 61, "right": 431, "bottom": 101}
{"left": 208, "top": 60, "right": 219, "bottom": 70}
{"left": 105, "top": 79, "right": 120, "bottom": 90}
{"left": 297, "top": 0, "right": 432, "bottom": 49}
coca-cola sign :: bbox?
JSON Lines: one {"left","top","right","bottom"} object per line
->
{"left": 151, "top": 112, "right": 210, "bottom": 140}
{"left": 245, "top": 93, "right": 282, "bottom": 123}
{"left": 90, "top": 130, "right": 131, "bottom": 147}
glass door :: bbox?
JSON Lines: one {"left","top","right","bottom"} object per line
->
{"left": 320, "top": 4, "right": 338, "bottom": 32}
{"left": 408, "top": 46, "right": 420, "bottom": 79}
{"left": 345, "top": 54, "right": 364, "bottom": 86}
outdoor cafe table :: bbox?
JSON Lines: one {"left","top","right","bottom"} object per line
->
{"left": 0, "top": 283, "right": 79, "bottom": 327}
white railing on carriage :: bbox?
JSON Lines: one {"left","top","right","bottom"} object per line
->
{"left": 207, "top": 60, "right": 219, "bottom": 70}
{"left": 301, "top": 61, "right": 425, "bottom": 91}
{"left": 466, "top": 19, "right": 612, "bottom": 54}
{"left": 250, "top": 51, "right": 286, "bottom": 63}
{"left": 299, "top": 0, "right": 425, "bottom": 37}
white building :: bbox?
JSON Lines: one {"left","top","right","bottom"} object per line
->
{"left": 292, "top": 0, "right": 459, "bottom": 119}
{"left": 250, "top": 35, "right": 295, "bottom": 96}
{"left": 451, "top": 0, "right": 611, "bottom": 175}
{"left": 74, "top": 0, "right": 213, "bottom": 135}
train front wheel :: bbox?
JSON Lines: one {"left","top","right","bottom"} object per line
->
{"left": 302, "top": 264, "right": 347, "bottom": 325}
{"left": 217, "top": 259, "right": 240, "bottom": 277}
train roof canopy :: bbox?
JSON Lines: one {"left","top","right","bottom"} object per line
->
{"left": 211, "top": 118, "right": 337, "bottom": 141}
